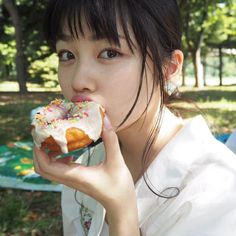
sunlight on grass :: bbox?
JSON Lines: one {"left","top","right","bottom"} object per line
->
{"left": 198, "top": 101, "right": 236, "bottom": 110}
{"left": 0, "top": 81, "right": 61, "bottom": 92}
{"left": 175, "top": 85, "right": 236, "bottom": 134}
{"left": 180, "top": 85, "right": 236, "bottom": 92}
{"left": 0, "top": 81, "right": 19, "bottom": 92}
{"left": 176, "top": 100, "right": 236, "bottom": 110}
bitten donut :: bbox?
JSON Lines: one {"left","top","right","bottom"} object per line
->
{"left": 31, "top": 99, "right": 104, "bottom": 153}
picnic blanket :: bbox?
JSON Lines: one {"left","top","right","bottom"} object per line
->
{"left": 0, "top": 141, "right": 84, "bottom": 192}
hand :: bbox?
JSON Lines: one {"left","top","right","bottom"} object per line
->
{"left": 33, "top": 115, "right": 140, "bottom": 235}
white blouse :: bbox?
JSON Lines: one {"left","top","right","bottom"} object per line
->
{"left": 61, "top": 116, "right": 236, "bottom": 236}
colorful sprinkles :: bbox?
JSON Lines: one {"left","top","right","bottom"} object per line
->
{"left": 33, "top": 99, "right": 90, "bottom": 129}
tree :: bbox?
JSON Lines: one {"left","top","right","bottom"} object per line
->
{"left": 179, "top": 0, "right": 219, "bottom": 88}
{"left": 179, "top": 0, "right": 236, "bottom": 87}
{"left": 2, "top": 0, "right": 27, "bottom": 93}
{"left": 1, "top": 0, "right": 53, "bottom": 92}
{"left": 204, "top": 0, "right": 236, "bottom": 85}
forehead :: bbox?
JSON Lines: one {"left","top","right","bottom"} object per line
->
{"left": 57, "top": 16, "right": 136, "bottom": 52}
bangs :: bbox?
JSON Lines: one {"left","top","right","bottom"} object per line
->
{"left": 44, "top": 0, "right": 135, "bottom": 50}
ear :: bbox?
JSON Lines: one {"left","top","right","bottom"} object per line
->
{"left": 166, "top": 50, "right": 184, "bottom": 79}
{"left": 164, "top": 50, "right": 184, "bottom": 96}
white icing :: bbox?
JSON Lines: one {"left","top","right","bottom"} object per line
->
{"left": 31, "top": 100, "right": 104, "bottom": 153}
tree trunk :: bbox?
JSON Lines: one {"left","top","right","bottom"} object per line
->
{"left": 181, "top": 64, "right": 186, "bottom": 86}
{"left": 219, "top": 46, "right": 223, "bottom": 86}
{"left": 202, "top": 56, "right": 207, "bottom": 86}
{"left": 3, "top": 0, "right": 28, "bottom": 93}
{"left": 192, "top": 48, "right": 204, "bottom": 88}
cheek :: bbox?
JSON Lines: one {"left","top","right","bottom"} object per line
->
{"left": 58, "top": 68, "right": 72, "bottom": 98}
{"left": 108, "top": 71, "right": 154, "bottom": 129}
{"left": 101, "top": 70, "right": 145, "bottom": 128}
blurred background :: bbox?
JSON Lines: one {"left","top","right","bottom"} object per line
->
{"left": 0, "top": 0, "right": 235, "bottom": 235}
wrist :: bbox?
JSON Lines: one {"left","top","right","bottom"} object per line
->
{"left": 106, "top": 204, "right": 140, "bottom": 236}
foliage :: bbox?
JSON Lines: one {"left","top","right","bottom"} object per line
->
{"left": 205, "top": 1, "right": 236, "bottom": 47}
{"left": 28, "top": 52, "right": 58, "bottom": 87}
{"left": 0, "top": 0, "right": 57, "bottom": 87}
{"left": 0, "top": 25, "right": 16, "bottom": 78}
{"left": 178, "top": 0, "right": 236, "bottom": 52}
{"left": 177, "top": 0, "right": 236, "bottom": 87}
{"left": 178, "top": 0, "right": 236, "bottom": 51}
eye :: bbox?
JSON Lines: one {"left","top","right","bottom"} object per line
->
{"left": 98, "top": 48, "right": 121, "bottom": 59}
{"left": 57, "top": 50, "right": 75, "bottom": 62}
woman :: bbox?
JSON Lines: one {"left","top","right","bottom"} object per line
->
{"left": 33, "top": 0, "right": 236, "bottom": 235}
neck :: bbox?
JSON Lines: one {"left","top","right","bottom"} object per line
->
{"left": 116, "top": 106, "right": 183, "bottom": 183}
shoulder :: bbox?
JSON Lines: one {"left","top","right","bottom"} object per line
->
{"left": 161, "top": 115, "right": 236, "bottom": 205}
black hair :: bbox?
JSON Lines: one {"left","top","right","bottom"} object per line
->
{"left": 44, "top": 0, "right": 182, "bottom": 198}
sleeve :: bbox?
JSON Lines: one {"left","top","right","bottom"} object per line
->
{"left": 144, "top": 198, "right": 236, "bottom": 236}
{"left": 141, "top": 153, "right": 236, "bottom": 236}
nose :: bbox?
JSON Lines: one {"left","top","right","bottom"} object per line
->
{"left": 71, "top": 60, "right": 96, "bottom": 93}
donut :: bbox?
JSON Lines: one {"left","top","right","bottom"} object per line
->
{"left": 31, "top": 99, "right": 104, "bottom": 153}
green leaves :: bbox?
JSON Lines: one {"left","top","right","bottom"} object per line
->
{"left": 179, "top": 0, "right": 236, "bottom": 51}
{"left": 0, "top": 1, "right": 56, "bottom": 89}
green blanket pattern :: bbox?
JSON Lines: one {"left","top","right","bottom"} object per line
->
{"left": 0, "top": 141, "right": 83, "bottom": 192}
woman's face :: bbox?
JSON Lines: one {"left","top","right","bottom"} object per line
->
{"left": 56, "top": 23, "right": 157, "bottom": 131}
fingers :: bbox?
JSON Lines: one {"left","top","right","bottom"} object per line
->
{"left": 33, "top": 146, "right": 73, "bottom": 183}
{"left": 33, "top": 146, "right": 41, "bottom": 175}
{"left": 33, "top": 146, "right": 59, "bottom": 183}
{"left": 33, "top": 146, "right": 98, "bottom": 193}
{"left": 102, "top": 116, "right": 123, "bottom": 165}
{"left": 48, "top": 150, "right": 74, "bottom": 164}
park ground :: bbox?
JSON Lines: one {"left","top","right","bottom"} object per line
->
{"left": 0, "top": 82, "right": 236, "bottom": 235}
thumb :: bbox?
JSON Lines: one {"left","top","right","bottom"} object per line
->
{"left": 102, "top": 115, "right": 122, "bottom": 162}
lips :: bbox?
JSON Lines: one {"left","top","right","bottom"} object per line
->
{"left": 71, "top": 94, "right": 93, "bottom": 103}
{"left": 71, "top": 94, "right": 92, "bottom": 103}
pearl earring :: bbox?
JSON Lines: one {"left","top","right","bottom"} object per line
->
{"left": 164, "top": 81, "right": 177, "bottom": 96}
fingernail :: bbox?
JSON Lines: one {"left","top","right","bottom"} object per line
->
{"left": 104, "top": 115, "right": 113, "bottom": 131}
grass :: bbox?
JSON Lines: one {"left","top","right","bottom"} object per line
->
{"left": 0, "top": 189, "right": 62, "bottom": 235}
{"left": 178, "top": 85, "right": 236, "bottom": 134}
{"left": 0, "top": 84, "right": 236, "bottom": 235}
